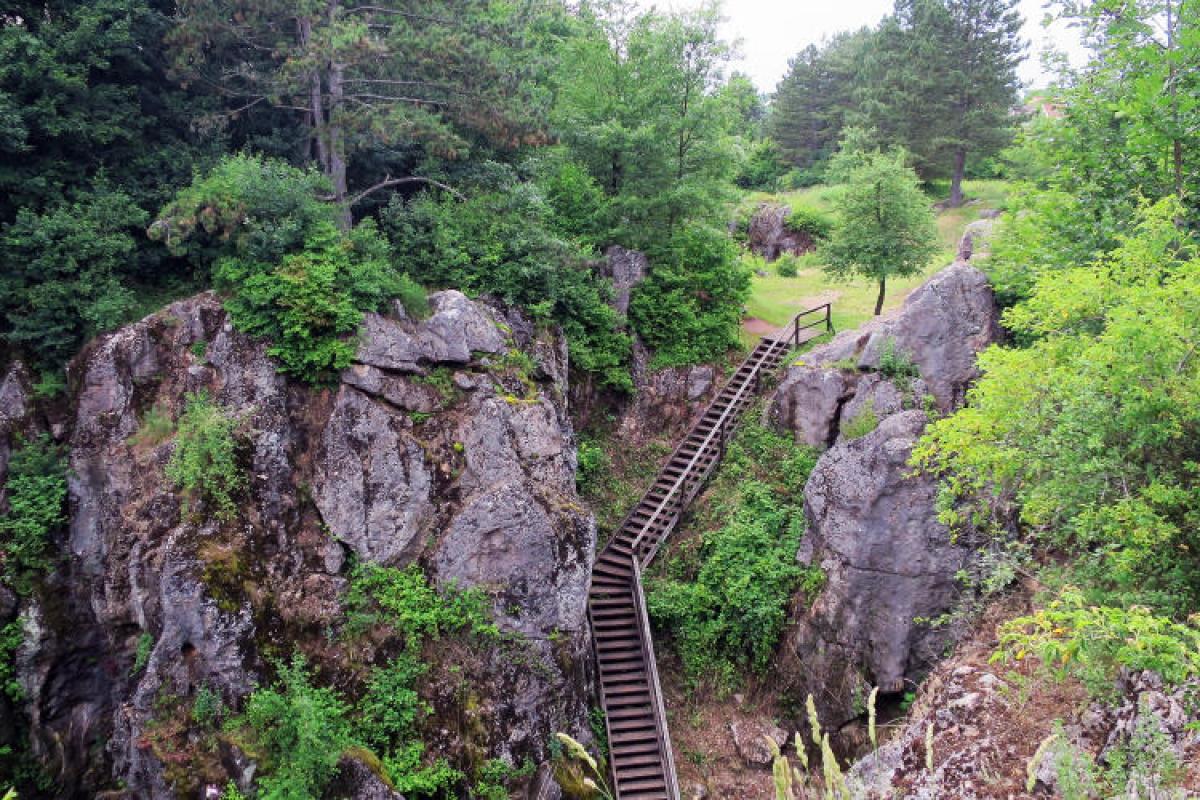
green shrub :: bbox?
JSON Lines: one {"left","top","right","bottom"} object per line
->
{"left": 0, "top": 435, "right": 66, "bottom": 594}
{"left": 841, "top": 401, "right": 879, "bottom": 440}
{"left": 233, "top": 654, "right": 357, "bottom": 800}
{"left": 217, "top": 219, "right": 403, "bottom": 382}
{"left": 130, "top": 403, "right": 175, "bottom": 449}
{"left": 472, "top": 758, "right": 535, "bottom": 800}
{"left": 342, "top": 562, "right": 496, "bottom": 641}
{"left": 154, "top": 155, "right": 412, "bottom": 384}
{"left": 775, "top": 253, "right": 799, "bottom": 278}
{"left": 785, "top": 204, "right": 833, "bottom": 241}
{"left": 993, "top": 589, "right": 1200, "bottom": 698}
{"left": 383, "top": 187, "right": 632, "bottom": 390}
{"left": 629, "top": 223, "right": 751, "bottom": 368}
{"left": 914, "top": 200, "right": 1200, "bottom": 612}
{"left": 646, "top": 420, "right": 821, "bottom": 689}
{"left": 877, "top": 337, "right": 918, "bottom": 380}
{"left": 132, "top": 632, "right": 154, "bottom": 674}
{"left": 575, "top": 438, "right": 610, "bottom": 495}
{"left": 165, "top": 392, "right": 243, "bottom": 521}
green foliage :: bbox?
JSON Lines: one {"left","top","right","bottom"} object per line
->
{"left": 217, "top": 218, "right": 401, "bottom": 382}
{"left": 384, "top": 186, "right": 632, "bottom": 390}
{"left": 575, "top": 439, "right": 611, "bottom": 496}
{"left": 165, "top": 392, "right": 243, "bottom": 522}
{"left": 785, "top": 204, "right": 833, "bottom": 242}
{"left": 130, "top": 403, "right": 175, "bottom": 450}
{"left": 993, "top": 589, "right": 1200, "bottom": 698}
{"left": 156, "top": 155, "right": 407, "bottom": 383}
{"left": 628, "top": 223, "right": 750, "bottom": 367}
{"left": 877, "top": 337, "right": 919, "bottom": 380}
{"left": 821, "top": 150, "right": 939, "bottom": 316}
{"left": 774, "top": 254, "right": 799, "bottom": 278}
{"left": 0, "top": 190, "right": 148, "bottom": 367}
{"left": 343, "top": 562, "right": 496, "bottom": 642}
{"left": 647, "top": 420, "right": 820, "bottom": 689}
{"left": 914, "top": 200, "right": 1200, "bottom": 612}
{"left": 191, "top": 684, "right": 223, "bottom": 729}
{"left": 841, "top": 401, "right": 879, "bottom": 440}
{"left": 234, "top": 654, "right": 357, "bottom": 800}
{"left": 552, "top": 3, "right": 737, "bottom": 251}
{"left": 0, "top": 621, "right": 24, "bottom": 702}
{"left": 0, "top": 435, "right": 66, "bottom": 594}
{"left": 132, "top": 633, "right": 154, "bottom": 675}
{"left": 471, "top": 758, "right": 535, "bottom": 800}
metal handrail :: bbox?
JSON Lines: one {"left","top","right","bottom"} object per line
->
{"left": 627, "top": 338, "right": 780, "bottom": 563}
{"left": 631, "top": 558, "right": 681, "bottom": 800}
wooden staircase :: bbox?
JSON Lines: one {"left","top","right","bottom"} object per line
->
{"left": 587, "top": 305, "right": 833, "bottom": 800}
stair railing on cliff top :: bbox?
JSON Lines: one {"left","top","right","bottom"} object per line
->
{"left": 626, "top": 304, "right": 834, "bottom": 567}
{"left": 789, "top": 302, "right": 834, "bottom": 346}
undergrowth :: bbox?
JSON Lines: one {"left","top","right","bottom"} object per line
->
{"left": 646, "top": 414, "right": 821, "bottom": 692}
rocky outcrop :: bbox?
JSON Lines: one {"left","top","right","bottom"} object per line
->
{"left": 19, "top": 290, "right": 594, "bottom": 797}
{"left": 848, "top": 648, "right": 1200, "bottom": 798}
{"left": 770, "top": 263, "right": 1001, "bottom": 732}
{"left": 746, "top": 204, "right": 814, "bottom": 262}
{"left": 597, "top": 246, "right": 647, "bottom": 318}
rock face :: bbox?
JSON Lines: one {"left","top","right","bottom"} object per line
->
{"left": 18, "top": 290, "right": 594, "bottom": 797}
{"left": 597, "top": 246, "right": 648, "bottom": 318}
{"left": 746, "top": 204, "right": 814, "bottom": 261}
{"left": 770, "top": 263, "right": 1001, "bottom": 732}
{"left": 848, "top": 650, "right": 1200, "bottom": 798}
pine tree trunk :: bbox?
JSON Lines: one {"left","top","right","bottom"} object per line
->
{"left": 328, "top": 61, "right": 351, "bottom": 229}
{"left": 948, "top": 148, "right": 966, "bottom": 207}
{"left": 874, "top": 276, "right": 886, "bottom": 316}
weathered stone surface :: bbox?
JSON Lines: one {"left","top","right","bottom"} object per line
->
{"left": 598, "top": 246, "right": 648, "bottom": 317}
{"left": 768, "top": 367, "right": 852, "bottom": 448}
{"left": 746, "top": 204, "right": 814, "bottom": 261}
{"left": 769, "top": 264, "right": 1002, "bottom": 737}
{"left": 325, "top": 755, "right": 406, "bottom": 799}
{"left": 25, "top": 288, "right": 593, "bottom": 798}
{"left": 729, "top": 719, "right": 788, "bottom": 766}
{"left": 846, "top": 660, "right": 1200, "bottom": 799}
{"left": 0, "top": 360, "right": 33, "bottom": 500}
{"left": 791, "top": 411, "right": 972, "bottom": 729}
{"left": 857, "top": 263, "right": 1002, "bottom": 412}
{"left": 314, "top": 386, "right": 434, "bottom": 565}
{"left": 355, "top": 289, "right": 507, "bottom": 372}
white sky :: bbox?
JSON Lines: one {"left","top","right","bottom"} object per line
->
{"left": 651, "top": 0, "right": 1090, "bottom": 93}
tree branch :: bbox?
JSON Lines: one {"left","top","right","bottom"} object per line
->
{"left": 344, "top": 175, "right": 465, "bottom": 206}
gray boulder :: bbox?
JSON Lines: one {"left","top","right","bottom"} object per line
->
{"left": 746, "top": 204, "right": 814, "bottom": 261}
{"left": 790, "top": 411, "right": 973, "bottom": 728}
{"left": 598, "top": 246, "right": 648, "bottom": 317}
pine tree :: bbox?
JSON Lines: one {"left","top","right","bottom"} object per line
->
{"left": 858, "top": 0, "right": 1025, "bottom": 205}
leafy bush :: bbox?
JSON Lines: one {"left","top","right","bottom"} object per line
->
{"left": 785, "top": 204, "right": 833, "bottom": 241}
{"left": 165, "top": 392, "right": 243, "bottom": 521}
{"left": 130, "top": 403, "right": 175, "bottom": 449}
{"left": 343, "top": 563, "right": 498, "bottom": 793}
{"left": 647, "top": 420, "right": 820, "bottom": 689}
{"left": 216, "top": 219, "right": 402, "bottom": 381}
{"left": 629, "top": 223, "right": 751, "bottom": 368}
{"left": 150, "top": 154, "right": 335, "bottom": 268}
{"left": 914, "top": 200, "right": 1200, "bottom": 612}
{"left": 233, "top": 654, "right": 357, "bottom": 800}
{"left": 383, "top": 187, "right": 632, "bottom": 390}
{"left": 775, "top": 253, "right": 799, "bottom": 278}
{"left": 0, "top": 189, "right": 148, "bottom": 367}
{"left": 154, "top": 155, "right": 414, "bottom": 383}
{"left": 0, "top": 435, "right": 66, "bottom": 594}
{"left": 993, "top": 589, "right": 1200, "bottom": 697}
{"left": 342, "top": 562, "right": 496, "bottom": 641}
{"left": 841, "top": 401, "right": 879, "bottom": 440}
{"left": 575, "top": 438, "right": 610, "bottom": 495}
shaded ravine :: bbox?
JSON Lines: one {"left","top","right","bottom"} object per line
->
{"left": 587, "top": 306, "right": 832, "bottom": 799}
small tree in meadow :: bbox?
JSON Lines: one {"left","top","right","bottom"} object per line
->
{"left": 821, "top": 151, "right": 938, "bottom": 315}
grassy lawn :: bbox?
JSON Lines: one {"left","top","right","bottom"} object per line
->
{"left": 738, "top": 178, "right": 1009, "bottom": 343}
